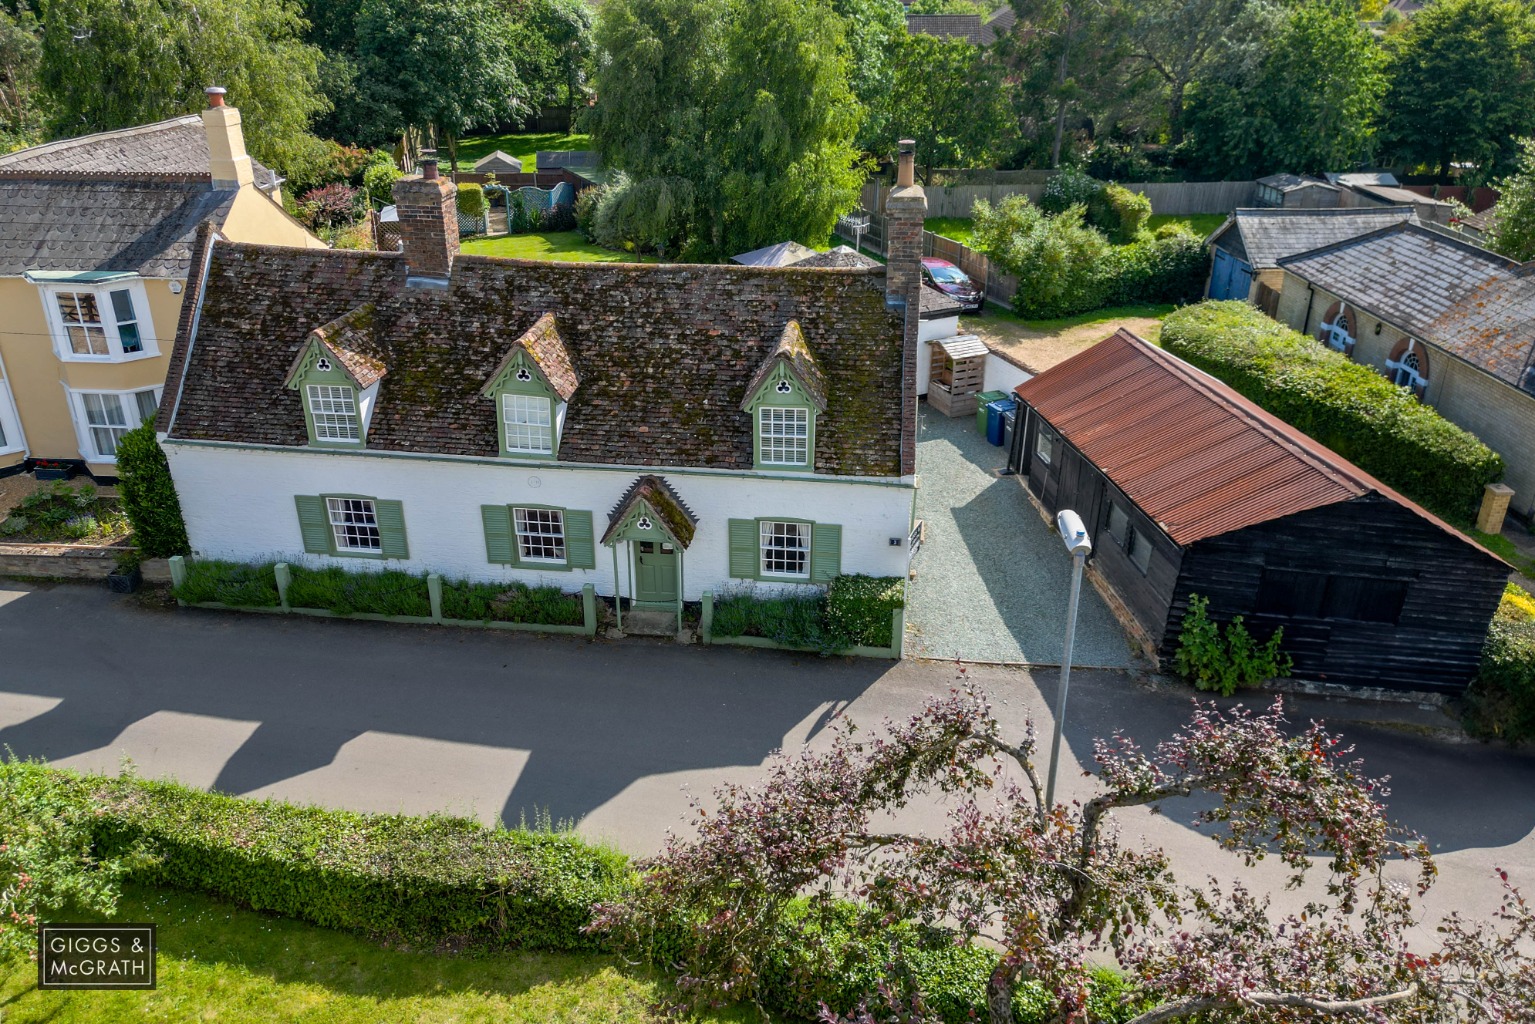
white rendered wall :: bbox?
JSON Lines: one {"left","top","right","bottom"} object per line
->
{"left": 164, "top": 443, "right": 916, "bottom": 600}
{"left": 984, "top": 353, "right": 1032, "bottom": 395}
{"left": 916, "top": 315, "right": 960, "bottom": 397}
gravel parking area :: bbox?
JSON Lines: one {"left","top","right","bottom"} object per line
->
{"left": 907, "top": 406, "right": 1130, "bottom": 667}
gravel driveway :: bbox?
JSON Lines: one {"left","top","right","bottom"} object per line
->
{"left": 907, "top": 405, "right": 1130, "bottom": 667}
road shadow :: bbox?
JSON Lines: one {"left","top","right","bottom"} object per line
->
{"left": 0, "top": 582, "right": 884, "bottom": 829}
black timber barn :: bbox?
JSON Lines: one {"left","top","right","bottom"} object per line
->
{"left": 1007, "top": 330, "right": 1508, "bottom": 692}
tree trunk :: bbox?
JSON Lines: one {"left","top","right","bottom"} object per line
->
{"left": 1051, "top": 17, "right": 1072, "bottom": 168}
{"left": 1052, "top": 100, "right": 1069, "bottom": 169}
{"left": 1168, "top": 81, "right": 1186, "bottom": 146}
{"left": 987, "top": 963, "right": 1017, "bottom": 1024}
{"left": 447, "top": 132, "right": 459, "bottom": 177}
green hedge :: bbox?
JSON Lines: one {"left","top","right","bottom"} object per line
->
{"left": 1160, "top": 302, "right": 1504, "bottom": 523}
{"left": 441, "top": 579, "right": 585, "bottom": 625}
{"left": 456, "top": 181, "right": 487, "bottom": 217}
{"left": 114, "top": 421, "right": 190, "bottom": 558}
{"left": 1464, "top": 584, "right": 1535, "bottom": 742}
{"left": 71, "top": 769, "right": 631, "bottom": 950}
{"left": 173, "top": 559, "right": 281, "bottom": 607}
{"left": 711, "top": 575, "right": 904, "bottom": 652}
{"left": 286, "top": 565, "right": 431, "bottom": 617}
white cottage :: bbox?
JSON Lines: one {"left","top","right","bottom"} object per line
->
{"left": 157, "top": 147, "right": 933, "bottom": 623}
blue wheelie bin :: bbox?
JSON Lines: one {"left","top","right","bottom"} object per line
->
{"left": 985, "top": 397, "right": 1016, "bottom": 446}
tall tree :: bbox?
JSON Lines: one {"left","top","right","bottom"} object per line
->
{"left": 1127, "top": 0, "right": 1255, "bottom": 145}
{"left": 1379, "top": 0, "right": 1535, "bottom": 181}
{"left": 890, "top": 32, "right": 1013, "bottom": 182}
{"left": 589, "top": 0, "right": 863, "bottom": 259}
{"left": 37, "top": 0, "right": 327, "bottom": 173}
{"left": 829, "top": 0, "right": 905, "bottom": 151}
{"left": 528, "top": 0, "right": 594, "bottom": 130}
{"left": 0, "top": 7, "right": 42, "bottom": 151}
{"left": 352, "top": 0, "right": 533, "bottom": 171}
{"left": 1486, "top": 137, "right": 1535, "bottom": 262}
{"left": 1183, "top": 1, "right": 1383, "bottom": 178}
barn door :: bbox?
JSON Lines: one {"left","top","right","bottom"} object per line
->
{"left": 1209, "top": 250, "right": 1252, "bottom": 301}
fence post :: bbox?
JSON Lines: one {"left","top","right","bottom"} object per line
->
{"left": 701, "top": 591, "right": 714, "bottom": 645}
{"left": 582, "top": 583, "right": 597, "bottom": 637}
{"left": 168, "top": 555, "right": 186, "bottom": 605}
{"left": 428, "top": 573, "right": 443, "bottom": 623}
{"left": 274, "top": 562, "right": 292, "bottom": 612}
{"left": 891, "top": 606, "right": 905, "bottom": 659}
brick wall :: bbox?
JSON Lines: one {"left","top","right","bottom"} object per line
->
{"left": 885, "top": 183, "right": 926, "bottom": 477}
{"left": 391, "top": 175, "right": 459, "bottom": 277}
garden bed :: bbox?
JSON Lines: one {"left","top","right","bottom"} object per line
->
{"left": 701, "top": 576, "right": 905, "bottom": 659}
{"left": 0, "top": 481, "right": 129, "bottom": 544}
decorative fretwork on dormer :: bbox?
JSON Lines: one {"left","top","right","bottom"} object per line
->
{"left": 283, "top": 303, "right": 387, "bottom": 447}
{"left": 741, "top": 320, "right": 827, "bottom": 472}
{"left": 480, "top": 312, "right": 579, "bottom": 459}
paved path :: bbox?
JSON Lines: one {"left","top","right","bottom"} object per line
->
{"left": 909, "top": 406, "right": 1130, "bottom": 666}
{"left": 1, "top": 579, "right": 1531, "bottom": 931}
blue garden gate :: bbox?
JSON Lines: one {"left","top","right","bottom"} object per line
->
{"left": 1208, "top": 248, "right": 1254, "bottom": 301}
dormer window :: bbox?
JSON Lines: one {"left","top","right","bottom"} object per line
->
{"left": 502, "top": 394, "right": 554, "bottom": 454}
{"left": 742, "top": 321, "right": 827, "bottom": 474}
{"left": 307, "top": 384, "right": 361, "bottom": 443}
{"left": 759, "top": 407, "right": 810, "bottom": 465}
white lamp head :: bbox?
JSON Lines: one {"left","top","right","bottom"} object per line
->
{"left": 1056, "top": 509, "right": 1092, "bottom": 557}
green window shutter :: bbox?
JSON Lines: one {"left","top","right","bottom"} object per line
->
{"left": 375, "top": 500, "right": 408, "bottom": 559}
{"left": 564, "top": 509, "right": 595, "bottom": 569}
{"left": 811, "top": 523, "right": 842, "bottom": 582}
{"left": 294, "top": 495, "right": 332, "bottom": 554}
{"left": 481, "top": 505, "right": 516, "bottom": 564}
{"left": 728, "top": 519, "right": 759, "bottom": 580}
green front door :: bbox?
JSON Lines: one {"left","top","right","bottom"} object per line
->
{"left": 634, "top": 541, "right": 679, "bottom": 604}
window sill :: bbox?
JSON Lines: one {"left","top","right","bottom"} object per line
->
{"left": 58, "top": 351, "right": 160, "bottom": 364}
{"left": 330, "top": 549, "right": 386, "bottom": 559}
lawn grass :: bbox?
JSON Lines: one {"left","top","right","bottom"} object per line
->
{"left": 0, "top": 885, "right": 746, "bottom": 1024}
{"left": 1468, "top": 529, "right": 1535, "bottom": 578}
{"left": 461, "top": 231, "right": 659, "bottom": 263}
{"left": 455, "top": 132, "right": 592, "bottom": 172}
{"left": 1147, "top": 213, "right": 1229, "bottom": 238}
{"left": 925, "top": 216, "right": 975, "bottom": 245}
{"left": 981, "top": 302, "right": 1176, "bottom": 337}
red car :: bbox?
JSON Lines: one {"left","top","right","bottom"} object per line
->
{"left": 921, "top": 258, "right": 984, "bottom": 312}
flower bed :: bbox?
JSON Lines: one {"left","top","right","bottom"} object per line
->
{"left": 439, "top": 579, "right": 585, "bottom": 626}
{"left": 703, "top": 575, "right": 905, "bottom": 658}
{"left": 0, "top": 481, "right": 129, "bottom": 543}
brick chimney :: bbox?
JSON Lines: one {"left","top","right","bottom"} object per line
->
{"left": 883, "top": 138, "right": 927, "bottom": 476}
{"left": 390, "top": 151, "right": 460, "bottom": 279}
{"left": 201, "top": 87, "right": 255, "bottom": 189}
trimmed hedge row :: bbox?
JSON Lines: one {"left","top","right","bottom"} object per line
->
{"left": 710, "top": 575, "right": 904, "bottom": 652}
{"left": 1160, "top": 302, "right": 1504, "bottom": 523}
{"left": 1464, "top": 584, "right": 1535, "bottom": 742}
{"left": 73, "top": 769, "right": 631, "bottom": 950}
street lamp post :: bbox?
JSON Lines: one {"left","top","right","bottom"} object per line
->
{"left": 1045, "top": 509, "right": 1092, "bottom": 810}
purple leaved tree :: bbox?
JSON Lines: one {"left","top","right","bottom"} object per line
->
{"left": 589, "top": 683, "right": 1533, "bottom": 1024}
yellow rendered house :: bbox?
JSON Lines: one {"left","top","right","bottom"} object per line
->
{"left": 0, "top": 88, "right": 325, "bottom": 479}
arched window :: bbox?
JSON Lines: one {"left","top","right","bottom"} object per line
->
{"left": 1318, "top": 301, "right": 1356, "bottom": 355}
{"left": 1386, "top": 337, "right": 1429, "bottom": 399}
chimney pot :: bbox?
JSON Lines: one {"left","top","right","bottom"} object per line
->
{"left": 205, "top": 86, "right": 226, "bottom": 108}
{"left": 420, "top": 150, "right": 440, "bottom": 181}
{"left": 896, "top": 139, "right": 915, "bottom": 188}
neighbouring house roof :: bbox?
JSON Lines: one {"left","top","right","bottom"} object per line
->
{"left": 906, "top": 5, "right": 1014, "bottom": 44}
{"left": 0, "top": 177, "right": 238, "bottom": 277}
{"left": 164, "top": 242, "right": 910, "bottom": 476}
{"left": 1014, "top": 329, "right": 1499, "bottom": 557}
{"left": 1323, "top": 171, "right": 1399, "bottom": 187}
{"left": 731, "top": 241, "right": 817, "bottom": 267}
{"left": 1278, "top": 223, "right": 1535, "bottom": 389}
{"left": 1209, "top": 207, "right": 1418, "bottom": 269}
{"left": 601, "top": 474, "right": 699, "bottom": 547}
{"left": 1257, "top": 173, "right": 1340, "bottom": 194}
{"left": 918, "top": 284, "right": 964, "bottom": 318}
{"left": 1348, "top": 182, "right": 1455, "bottom": 208}
{"left": 794, "top": 245, "right": 877, "bottom": 269}
{"left": 0, "top": 115, "right": 281, "bottom": 194}
{"left": 472, "top": 150, "right": 523, "bottom": 173}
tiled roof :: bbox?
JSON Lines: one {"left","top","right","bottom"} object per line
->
{"left": 1256, "top": 173, "right": 1339, "bottom": 193}
{"left": 0, "top": 177, "right": 237, "bottom": 277}
{"left": 918, "top": 284, "right": 964, "bottom": 317}
{"left": 1015, "top": 330, "right": 1499, "bottom": 558}
{"left": 1279, "top": 223, "right": 1535, "bottom": 388}
{"left": 795, "top": 245, "right": 878, "bottom": 269}
{"left": 742, "top": 320, "right": 828, "bottom": 411}
{"left": 293, "top": 304, "right": 389, "bottom": 389}
{"left": 907, "top": 13, "right": 985, "bottom": 43}
{"left": 472, "top": 150, "right": 522, "bottom": 173}
{"left": 1211, "top": 207, "right": 1417, "bottom": 269}
{"left": 0, "top": 115, "right": 280, "bottom": 193}
{"left": 167, "top": 242, "right": 909, "bottom": 477}
{"left": 601, "top": 475, "right": 698, "bottom": 547}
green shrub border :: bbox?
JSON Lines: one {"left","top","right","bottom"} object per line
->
{"left": 169, "top": 556, "right": 597, "bottom": 636}
{"left": 699, "top": 577, "right": 905, "bottom": 659}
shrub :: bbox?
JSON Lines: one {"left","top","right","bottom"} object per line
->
{"left": 824, "top": 574, "right": 905, "bottom": 648}
{"left": 589, "top": 172, "right": 695, "bottom": 255}
{"left": 711, "top": 588, "right": 829, "bottom": 648}
{"left": 1087, "top": 181, "right": 1152, "bottom": 243}
{"left": 574, "top": 181, "right": 605, "bottom": 240}
{"left": 1463, "top": 583, "right": 1535, "bottom": 742}
{"left": 541, "top": 201, "right": 578, "bottom": 232}
{"left": 361, "top": 149, "right": 401, "bottom": 208}
{"left": 973, "top": 196, "right": 1109, "bottom": 318}
{"left": 1161, "top": 302, "right": 1505, "bottom": 523}
{"left": 283, "top": 139, "right": 373, "bottom": 197}
{"left": 440, "top": 579, "right": 585, "bottom": 625}
{"left": 298, "top": 183, "right": 361, "bottom": 229}
{"left": 286, "top": 565, "right": 431, "bottom": 617}
{"left": 1039, "top": 166, "right": 1102, "bottom": 215}
{"left": 1173, "top": 594, "right": 1291, "bottom": 696}
{"left": 114, "top": 421, "right": 190, "bottom": 558}
{"left": 0, "top": 481, "right": 128, "bottom": 543}
{"left": 1099, "top": 232, "right": 1209, "bottom": 306}
{"left": 64, "top": 768, "right": 630, "bottom": 950}
{"left": 173, "top": 559, "right": 281, "bottom": 607}
{"left": 456, "top": 181, "right": 487, "bottom": 218}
